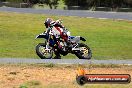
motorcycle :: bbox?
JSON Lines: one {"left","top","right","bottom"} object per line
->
{"left": 35, "top": 31, "right": 92, "bottom": 59}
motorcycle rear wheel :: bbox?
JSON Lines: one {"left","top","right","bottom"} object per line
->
{"left": 75, "top": 43, "right": 92, "bottom": 59}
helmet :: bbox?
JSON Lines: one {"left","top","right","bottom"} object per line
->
{"left": 44, "top": 18, "right": 53, "bottom": 28}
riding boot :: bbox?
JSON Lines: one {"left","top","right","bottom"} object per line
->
{"left": 66, "top": 40, "right": 72, "bottom": 50}
{"left": 53, "top": 49, "right": 61, "bottom": 59}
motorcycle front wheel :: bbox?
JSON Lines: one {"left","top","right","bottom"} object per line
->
{"left": 36, "top": 43, "right": 53, "bottom": 59}
{"left": 75, "top": 43, "right": 92, "bottom": 59}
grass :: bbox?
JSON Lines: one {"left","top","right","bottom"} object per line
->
{"left": 0, "top": 12, "right": 132, "bottom": 59}
{"left": 0, "top": 63, "right": 131, "bottom": 88}
{"left": 1, "top": 63, "right": 131, "bottom": 68}
{"left": 19, "top": 81, "right": 132, "bottom": 88}
{"left": 19, "top": 80, "right": 42, "bottom": 88}
{"left": 16, "top": 64, "right": 132, "bottom": 88}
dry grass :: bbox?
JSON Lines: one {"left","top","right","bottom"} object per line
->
{"left": 0, "top": 64, "right": 131, "bottom": 88}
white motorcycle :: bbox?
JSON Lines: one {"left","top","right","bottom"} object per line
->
{"left": 35, "top": 30, "right": 92, "bottom": 59}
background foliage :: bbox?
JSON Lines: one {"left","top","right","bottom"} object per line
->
{"left": 0, "top": 0, "right": 132, "bottom": 10}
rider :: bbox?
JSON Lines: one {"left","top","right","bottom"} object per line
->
{"left": 44, "top": 18, "right": 70, "bottom": 59}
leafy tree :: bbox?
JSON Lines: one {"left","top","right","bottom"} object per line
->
{"left": 44, "top": 0, "right": 60, "bottom": 9}
{"left": 0, "top": 0, "right": 6, "bottom": 2}
{"left": 63, "top": 0, "right": 78, "bottom": 6}
{"left": 6, "top": 0, "right": 23, "bottom": 3}
{"left": 1, "top": 0, "right": 132, "bottom": 9}
{"left": 29, "top": 0, "right": 39, "bottom": 4}
{"left": 126, "top": 0, "right": 132, "bottom": 7}
{"left": 63, "top": 0, "right": 132, "bottom": 10}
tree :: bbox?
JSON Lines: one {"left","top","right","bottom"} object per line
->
{"left": 0, "top": 0, "right": 6, "bottom": 2}
{"left": 63, "top": 0, "right": 78, "bottom": 6}
{"left": 6, "top": 0, "right": 23, "bottom": 3}
{"left": 29, "top": 0, "right": 39, "bottom": 4}
{"left": 43, "top": 0, "right": 60, "bottom": 9}
{"left": 126, "top": 0, "right": 132, "bottom": 7}
{"left": 63, "top": 0, "right": 132, "bottom": 10}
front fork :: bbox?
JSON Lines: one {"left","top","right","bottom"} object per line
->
{"left": 45, "top": 42, "right": 52, "bottom": 53}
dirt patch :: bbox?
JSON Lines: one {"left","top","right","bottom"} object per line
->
{"left": 0, "top": 64, "right": 132, "bottom": 88}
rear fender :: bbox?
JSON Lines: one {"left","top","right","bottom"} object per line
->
{"left": 80, "top": 37, "right": 86, "bottom": 42}
{"left": 69, "top": 36, "right": 86, "bottom": 43}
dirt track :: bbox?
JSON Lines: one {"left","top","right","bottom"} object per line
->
{"left": 0, "top": 64, "right": 132, "bottom": 88}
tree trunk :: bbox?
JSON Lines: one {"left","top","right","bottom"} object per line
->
{"left": 49, "top": 4, "right": 52, "bottom": 9}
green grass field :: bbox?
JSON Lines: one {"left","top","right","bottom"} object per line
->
{"left": 0, "top": 12, "right": 132, "bottom": 59}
